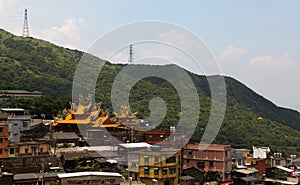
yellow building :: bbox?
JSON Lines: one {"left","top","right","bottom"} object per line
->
{"left": 139, "top": 148, "right": 181, "bottom": 185}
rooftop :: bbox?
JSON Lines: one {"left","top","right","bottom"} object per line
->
{"left": 57, "top": 171, "right": 122, "bottom": 178}
{"left": 0, "top": 90, "right": 43, "bottom": 95}
{"left": 240, "top": 176, "right": 258, "bottom": 182}
{"left": 1, "top": 108, "right": 25, "bottom": 112}
{"left": 14, "top": 173, "right": 38, "bottom": 180}
{"left": 235, "top": 168, "right": 258, "bottom": 175}
{"left": 185, "top": 143, "right": 231, "bottom": 151}
{"left": 276, "top": 166, "right": 293, "bottom": 172}
{"left": 119, "top": 142, "right": 151, "bottom": 149}
{"left": 180, "top": 175, "right": 195, "bottom": 180}
{"left": 52, "top": 132, "right": 79, "bottom": 140}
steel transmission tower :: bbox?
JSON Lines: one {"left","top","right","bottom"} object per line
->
{"left": 128, "top": 44, "right": 134, "bottom": 64}
{"left": 22, "top": 9, "right": 29, "bottom": 38}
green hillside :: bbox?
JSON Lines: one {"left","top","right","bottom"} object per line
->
{"left": 0, "top": 28, "right": 299, "bottom": 156}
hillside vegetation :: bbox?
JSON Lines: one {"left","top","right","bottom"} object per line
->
{"left": 0, "top": 28, "right": 299, "bottom": 156}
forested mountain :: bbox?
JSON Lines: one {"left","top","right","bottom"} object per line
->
{"left": 0, "top": 28, "right": 299, "bottom": 155}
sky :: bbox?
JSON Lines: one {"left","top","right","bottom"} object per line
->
{"left": 1, "top": 0, "right": 300, "bottom": 111}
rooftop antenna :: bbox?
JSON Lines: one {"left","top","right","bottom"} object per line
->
{"left": 128, "top": 44, "right": 134, "bottom": 64}
{"left": 22, "top": 9, "right": 29, "bottom": 37}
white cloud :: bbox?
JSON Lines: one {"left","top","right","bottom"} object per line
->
{"left": 40, "top": 17, "right": 83, "bottom": 49}
{"left": 249, "top": 54, "right": 294, "bottom": 70}
{"left": 221, "top": 45, "right": 246, "bottom": 60}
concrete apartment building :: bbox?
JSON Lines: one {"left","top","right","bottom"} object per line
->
{"left": 0, "top": 108, "right": 31, "bottom": 142}
{"left": 182, "top": 143, "right": 232, "bottom": 183}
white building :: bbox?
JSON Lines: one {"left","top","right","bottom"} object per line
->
{"left": 253, "top": 146, "right": 271, "bottom": 159}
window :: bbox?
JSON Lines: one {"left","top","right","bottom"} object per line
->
{"left": 32, "top": 147, "right": 36, "bottom": 153}
{"left": 186, "top": 159, "right": 190, "bottom": 163}
{"left": 0, "top": 148, "right": 2, "bottom": 154}
{"left": 25, "top": 148, "right": 28, "bottom": 154}
{"left": 0, "top": 138, "right": 3, "bottom": 143}
{"left": 154, "top": 156, "right": 159, "bottom": 163}
{"left": 9, "top": 148, "right": 14, "bottom": 155}
{"left": 154, "top": 168, "right": 159, "bottom": 175}
{"left": 144, "top": 156, "right": 149, "bottom": 164}
{"left": 144, "top": 167, "right": 149, "bottom": 175}
{"left": 40, "top": 148, "right": 44, "bottom": 153}
{"left": 197, "top": 161, "right": 205, "bottom": 168}
{"left": 238, "top": 159, "right": 242, "bottom": 165}
{"left": 166, "top": 156, "right": 176, "bottom": 163}
{"left": 163, "top": 168, "right": 168, "bottom": 175}
{"left": 23, "top": 121, "right": 28, "bottom": 128}
{"left": 275, "top": 160, "right": 280, "bottom": 165}
{"left": 188, "top": 149, "right": 193, "bottom": 155}
{"left": 209, "top": 161, "right": 214, "bottom": 167}
{"left": 0, "top": 127, "right": 3, "bottom": 132}
{"left": 169, "top": 167, "right": 176, "bottom": 174}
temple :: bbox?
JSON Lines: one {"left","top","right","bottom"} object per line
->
{"left": 51, "top": 95, "right": 142, "bottom": 144}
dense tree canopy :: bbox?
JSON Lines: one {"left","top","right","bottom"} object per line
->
{"left": 0, "top": 28, "right": 299, "bottom": 156}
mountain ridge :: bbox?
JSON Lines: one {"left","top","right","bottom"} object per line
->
{"left": 0, "top": 28, "right": 299, "bottom": 155}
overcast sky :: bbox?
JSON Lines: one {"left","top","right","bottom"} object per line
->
{"left": 1, "top": 0, "right": 300, "bottom": 111}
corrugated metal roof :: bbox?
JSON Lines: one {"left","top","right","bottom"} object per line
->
{"left": 57, "top": 171, "right": 122, "bottom": 178}
{"left": 276, "top": 166, "right": 293, "bottom": 172}
{"left": 14, "top": 173, "right": 38, "bottom": 180}
{"left": 235, "top": 168, "right": 258, "bottom": 175}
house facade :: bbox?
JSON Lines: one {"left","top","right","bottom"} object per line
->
{"left": 0, "top": 123, "right": 9, "bottom": 158}
{"left": 182, "top": 143, "right": 232, "bottom": 182}
{"left": 139, "top": 148, "right": 181, "bottom": 185}
{"left": 8, "top": 141, "right": 50, "bottom": 157}
{"left": 0, "top": 108, "right": 31, "bottom": 142}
